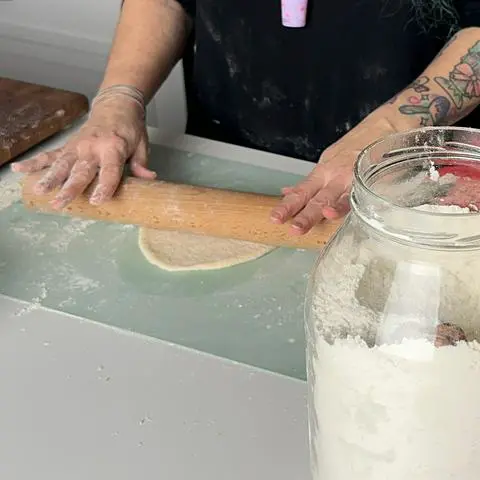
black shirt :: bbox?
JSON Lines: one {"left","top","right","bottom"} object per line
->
{"left": 177, "top": 0, "right": 480, "bottom": 162}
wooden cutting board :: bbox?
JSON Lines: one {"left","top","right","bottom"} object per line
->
{"left": 0, "top": 77, "right": 89, "bottom": 166}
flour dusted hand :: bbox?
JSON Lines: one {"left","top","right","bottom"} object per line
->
{"left": 11, "top": 95, "right": 156, "bottom": 209}
{"left": 270, "top": 108, "right": 399, "bottom": 235}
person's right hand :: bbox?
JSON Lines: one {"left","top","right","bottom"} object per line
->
{"left": 11, "top": 95, "right": 156, "bottom": 209}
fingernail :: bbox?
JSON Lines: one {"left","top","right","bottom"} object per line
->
{"left": 10, "top": 163, "right": 19, "bottom": 172}
{"left": 322, "top": 207, "right": 338, "bottom": 219}
{"left": 289, "top": 225, "right": 304, "bottom": 236}
{"left": 270, "top": 213, "right": 282, "bottom": 223}
{"left": 292, "top": 221, "right": 305, "bottom": 231}
{"left": 145, "top": 170, "right": 157, "bottom": 179}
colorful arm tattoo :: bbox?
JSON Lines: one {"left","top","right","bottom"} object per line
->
{"left": 434, "top": 41, "right": 480, "bottom": 108}
{"left": 396, "top": 40, "right": 480, "bottom": 127}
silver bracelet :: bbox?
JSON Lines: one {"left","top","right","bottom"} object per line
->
{"left": 90, "top": 84, "right": 146, "bottom": 117}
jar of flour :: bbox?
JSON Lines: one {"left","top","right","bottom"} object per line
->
{"left": 305, "top": 127, "right": 480, "bottom": 480}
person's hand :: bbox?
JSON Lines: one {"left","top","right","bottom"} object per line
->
{"left": 11, "top": 96, "right": 156, "bottom": 209}
{"left": 270, "top": 108, "right": 400, "bottom": 235}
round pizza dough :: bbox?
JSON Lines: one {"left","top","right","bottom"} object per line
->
{"left": 138, "top": 228, "right": 275, "bottom": 272}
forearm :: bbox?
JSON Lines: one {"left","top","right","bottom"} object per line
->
{"left": 100, "top": 0, "right": 191, "bottom": 102}
{"left": 387, "top": 27, "right": 480, "bottom": 130}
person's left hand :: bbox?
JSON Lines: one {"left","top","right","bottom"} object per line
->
{"left": 270, "top": 107, "right": 401, "bottom": 235}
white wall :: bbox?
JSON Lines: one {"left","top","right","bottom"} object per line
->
{"left": 1, "top": 0, "right": 121, "bottom": 43}
{"left": 0, "top": 0, "right": 187, "bottom": 133}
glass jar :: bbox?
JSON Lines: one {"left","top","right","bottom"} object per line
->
{"left": 305, "top": 127, "right": 480, "bottom": 480}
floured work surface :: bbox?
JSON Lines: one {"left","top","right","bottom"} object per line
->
{"left": 0, "top": 144, "right": 316, "bottom": 379}
{"left": 0, "top": 295, "right": 308, "bottom": 480}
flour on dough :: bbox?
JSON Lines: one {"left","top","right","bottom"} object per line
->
{"left": 138, "top": 228, "right": 275, "bottom": 272}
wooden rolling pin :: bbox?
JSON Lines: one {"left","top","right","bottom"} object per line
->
{"left": 22, "top": 172, "right": 341, "bottom": 250}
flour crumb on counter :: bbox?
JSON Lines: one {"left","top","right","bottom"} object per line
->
{"left": 0, "top": 170, "right": 22, "bottom": 211}
{"left": 139, "top": 416, "right": 152, "bottom": 426}
{"left": 14, "top": 282, "right": 48, "bottom": 317}
{"left": 65, "top": 271, "right": 100, "bottom": 292}
{"left": 50, "top": 218, "right": 96, "bottom": 252}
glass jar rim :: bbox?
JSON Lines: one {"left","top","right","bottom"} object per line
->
{"left": 355, "top": 125, "right": 480, "bottom": 217}
{"left": 351, "top": 126, "right": 480, "bottom": 249}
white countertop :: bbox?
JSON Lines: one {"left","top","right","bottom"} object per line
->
{"left": 0, "top": 295, "right": 309, "bottom": 479}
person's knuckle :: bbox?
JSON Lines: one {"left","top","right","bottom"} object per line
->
{"left": 101, "top": 134, "right": 129, "bottom": 157}
{"left": 74, "top": 137, "right": 94, "bottom": 154}
{"left": 294, "top": 215, "right": 311, "bottom": 228}
{"left": 99, "top": 164, "right": 123, "bottom": 184}
{"left": 50, "top": 160, "right": 73, "bottom": 178}
{"left": 302, "top": 211, "right": 320, "bottom": 227}
{"left": 310, "top": 194, "right": 328, "bottom": 207}
{"left": 25, "top": 152, "right": 47, "bottom": 168}
{"left": 74, "top": 158, "right": 98, "bottom": 175}
{"left": 70, "top": 172, "right": 91, "bottom": 186}
{"left": 35, "top": 152, "right": 50, "bottom": 162}
{"left": 292, "top": 189, "right": 310, "bottom": 205}
{"left": 57, "top": 152, "right": 74, "bottom": 167}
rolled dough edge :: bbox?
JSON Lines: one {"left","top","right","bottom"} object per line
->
{"left": 138, "top": 228, "right": 275, "bottom": 272}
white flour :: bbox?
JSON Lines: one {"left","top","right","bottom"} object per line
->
{"left": 49, "top": 218, "right": 96, "bottom": 252}
{"left": 309, "top": 204, "right": 480, "bottom": 479}
{"left": 14, "top": 283, "right": 48, "bottom": 317}
{"left": 312, "top": 337, "right": 480, "bottom": 480}
{"left": 0, "top": 169, "right": 22, "bottom": 211}
{"left": 415, "top": 204, "right": 471, "bottom": 213}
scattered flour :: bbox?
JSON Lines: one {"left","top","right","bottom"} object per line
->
{"left": 58, "top": 297, "right": 76, "bottom": 308}
{"left": 57, "top": 267, "right": 101, "bottom": 292}
{"left": 0, "top": 170, "right": 22, "bottom": 211}
{"left": 14, "top": 283, "right": 48, "bottom": 317}
{"left": 9, "top": 216, "right": 96, "bottom": 253}
{"left": 308, "top": 204, "right": 480, "bottom": 479}
{"left": 50, "top": 218, "right": 96, "bottom": 252}
{"left": 10, "top": 222, "right": 47, "bottom": 245}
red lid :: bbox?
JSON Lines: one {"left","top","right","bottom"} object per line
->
{"left": 437, "top": 164, "right": 480, "bottom": 180}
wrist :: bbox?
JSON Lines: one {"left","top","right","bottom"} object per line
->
{"left": 377, "top": 101, "right": 423, "bottom": 132}
{"left": 383, "top": 88, "right": 462, "bottom": 130}
{"left": 89, "top": 94, "right": 145, "bottom": 121}
{"left": 91, "top": 85, "right": 146, "bottom": 119}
